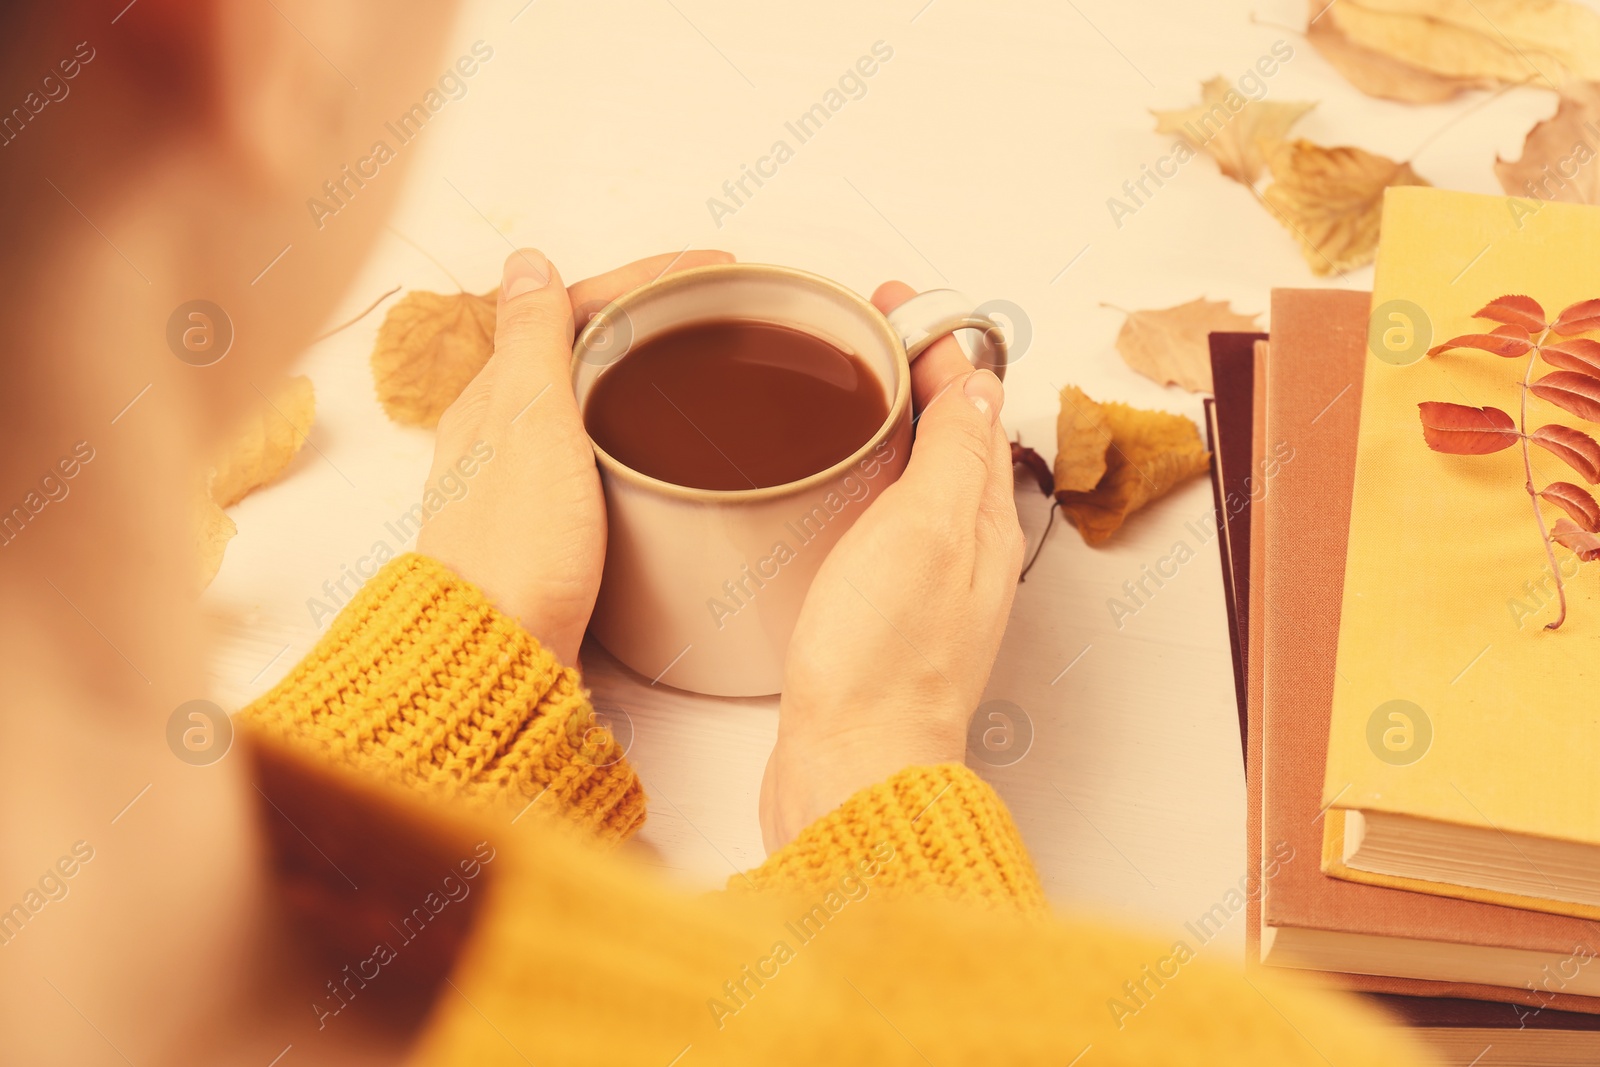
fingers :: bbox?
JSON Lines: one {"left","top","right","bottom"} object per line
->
{"left": 973, "top": 409, "right": 1025, "bottom": 592}
{"left": 897, "top": 369, "right": 1006, "bottom": 533}
{"left": 872, "top": 280, "right": 974, "bottom": 416}
{"left": 568, "top": 250, "right": 735, "bottom": 329}
{"left": 491, "top": 248, "right": 576, "bottom": 414}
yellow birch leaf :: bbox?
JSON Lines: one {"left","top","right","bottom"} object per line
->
{"left": 197, "top": 491, "right": 236, "bottom": 589}
{"left": 210, "top": 376, "right": 315, "bottom": 508}
{"left": 1306, "top": 1, "right": 1488, "bottom": 103}
{"left": 1152, "top": 76, "right": 1316, "bottom": 185}
{"left": 1054, "top": 386, "right": 1112, "bottom": 493}
{"left": 371, "top": 289, "right": 498, "bottom": 427}
{"left": 1056, "top": 399, "right": 1211, "bottom": 546}
{"left": 1260, "top": 139, "right": 1431, "bottom": 276}
{"left": 1330, "top": 0, "right": 1600, "bottom": 86}
{"left": 1496, "top": 82, "right": 1600, "bottom": 204}
{"left": 1108, "top": 298, "right": 1260, "bottom": 393}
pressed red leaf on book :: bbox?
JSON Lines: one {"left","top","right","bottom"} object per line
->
{"left": 1530, "top": 424, "right": 1600, "bottom": 483}
{"left": 1552, "top": 518, "right": 1600, "bottom": 561}
{"left": 1417, "top": 402, "right": 1519, "bottom": 454}
{"left": 1427, "top": 324, "right": 1534, "bottom": 358}
{"left": 1539, "top": 338, "right": 1600, "bottom": 377}
{"left": 1530, "top": 371, "right": 1600, "bottom": 423}
{"left": 1474, "top": 294, "right": 1546, "bottom": 331}
{"left": 1540, "top": 482, "right": 1600, "bottom": 532}
{"left": 1553, "top": 298, "right": 1600, "bottom": 336}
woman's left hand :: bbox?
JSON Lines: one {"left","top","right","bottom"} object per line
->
{"left": 419, "top": 248, "right": 733, "bottom": 664}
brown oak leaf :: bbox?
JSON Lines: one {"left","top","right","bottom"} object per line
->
{"left": 1260, "top": 139, "right": 1431, "bottom": 276}
{"left": 1151, "top": 77, "right": 1315, "bottom": 186}
{"left": 1055, "top": 397, "right": 1211, "bottom": 545}
{"left": 1496, "top": 82, "right": 1600, "bottom": 206}
{"left": 210, "top": 376, "right": 315, "bottom": 508}
{"left": 371, "top": 289, "right": 498, "bottom": 427}
{"left": 1107, "top": 298, "right": 1260, "bottom": 393}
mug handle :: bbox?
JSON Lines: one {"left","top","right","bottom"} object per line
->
{"left": 883, "top": 289, "right": 1010, "bottom": 381}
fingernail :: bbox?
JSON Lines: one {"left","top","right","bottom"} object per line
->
{"left": 502, "top": 250, "right": 551, "bottom": 300}
{"left": 964, "top": 369, "right": 1003, "bottom": 424}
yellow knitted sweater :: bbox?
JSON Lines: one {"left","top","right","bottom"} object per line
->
{"left": 240, "top": 555, "right": 1436, "bottom": 1066}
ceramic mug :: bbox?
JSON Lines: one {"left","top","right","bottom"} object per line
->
{"left": 572, "top": 263, "right": 1009, "bottom": 697}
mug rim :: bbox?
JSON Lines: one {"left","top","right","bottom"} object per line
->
{"left": 571, "top": 262, "right": 913, "bottom": 503}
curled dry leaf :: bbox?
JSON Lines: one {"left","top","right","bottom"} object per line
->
{"left": 1151, "top": 76, "right": 1315, "bottom": 185}
{"left": 196, "top": 490, "right": 236, "bottom": 589}
{"left": 1011, "top": 441, "right": 1055, "bottom": 497}
{"left": 1260, "top": 139, "right": 1431, "bottom": 276}
{"left": 1054, "top": 393, "right": 1211, "bottom": 546}
{"left": 1540, "top": 482, "right": 1600, "bottom": 531}
{"left": 371, "top": 289, "right": 498, "bottom": 427}
{"left": 1530, "top": 423, "right": 1600, "bottom": 483}
{"left": 1497, "top": 83, "right": 1600, "bottom": 205}
{"left": 1054, "top": 385, "right": 1111, "bottom": 493}
{"left": 1306, "top": 0, "right": 1489, "bottom": 103}
{"left": 1552, "top": 517, "right": 1600, "bottom": 561}
{"left": 210, "top": 375, "right": 315, "bottom": 508}
{"left": 1417, "top": 401, "right": 1520, "bottom": 454}
{"left": 1329, "top": 0, "right": 1600, "bottom": 87}
{"left": 1107, "top": 298, "right": 1260, "bottom": 393}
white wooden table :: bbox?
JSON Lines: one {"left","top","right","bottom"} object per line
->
{"left": 203, "top": 0, "right": 1567, "bottom": 954}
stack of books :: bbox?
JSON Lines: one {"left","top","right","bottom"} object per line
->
{"left": 1206, "top": 187, "right": 1600, "bottom": 1066}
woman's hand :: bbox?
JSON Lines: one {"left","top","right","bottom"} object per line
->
{"left": 759, "top": 282, "right": 1025, "bottom": 851}
{"left": 418, "top": 248, "right": 732, "bottom": 665}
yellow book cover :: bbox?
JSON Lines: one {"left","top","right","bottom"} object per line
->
{"left": 1321, "top": 187, "right": 1600, "bottom": 912}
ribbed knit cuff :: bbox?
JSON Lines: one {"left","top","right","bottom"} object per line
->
{"left": 738, "top": 763, "right": 1046, "bottom": 912}
{"left": 239, "top": 553, "right": 645, "bottom": 844}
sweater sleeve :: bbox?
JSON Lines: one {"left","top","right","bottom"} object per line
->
{"left": 238, "top": 553, "right": 645, "bottom": 844}
{"left": 737, "top": 763, "right": 1048, "bottom": 912}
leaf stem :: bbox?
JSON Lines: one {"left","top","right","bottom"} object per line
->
{"left": 1019, "top": 500, "right": 1060, "bottom": 582}
{"left": 1522, "top": 328, "right": 1566, "bottom": 629}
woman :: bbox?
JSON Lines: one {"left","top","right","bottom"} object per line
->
{"left": 0, "top": 2, "right": 1433, "bottom": 1064}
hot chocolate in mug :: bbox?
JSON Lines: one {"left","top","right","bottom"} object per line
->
{"left": 572, "top": 263, "right": 1010, "bottom": 697}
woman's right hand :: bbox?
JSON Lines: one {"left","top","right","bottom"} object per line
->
{"left": 758, "top": 282, "right": 1025, "bottom": 852}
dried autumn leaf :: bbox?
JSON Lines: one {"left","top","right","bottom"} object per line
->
{"left": 1011, "top": 441, "right": 1055, "bottom": 497}
{"left": 1541, "top": 338, "right": 1600, "bottom": 376}
{"left": 1055, "top": 399, "right": 1210, "bottom": 545}
{"left": 1329, "top": 0, "right": 1600, "bottom": 86}
{"left": 1053, "top": 385, "right": 1111, "bottom": 493}
{"left": 1531, "top": 423, "right": 1600, "bottom": 482}
{"left": 1428, "top": 324, "right": 1535, "bottom": 358}
{"left": 1475, "top": 295, "right": 1548, "bottom": 331}
{"left": 1553, "top": 298, "right": 1600, "bottom": 336}
{"left": 1306, "top": 1, "right": 1488, "bottom": 103}
{"left": 210, "top": 376, "right": 315, "bottom": 508}
{"left": 1260, "top": 139, "right": 1431, "bottom": 276}
{"left": 1552, "top": 517, "right": 1600, "bottom": 561}
{"left": 1531, "top": 371, "right": 1600, "bottom": 423}
{"left": 1541, "top": 482, "right": 1600, "bottom": 531}
{"left": 1107, "top": 298, "right": 1260, "bottom": 393}
{"left": 1417, "top": 401, "right": 1519, "bottom": 454}
{"left": 371, "top": 289, "right": 498, "bottom": 427}
{"left": 1497, "top": 84, "right": 1600, "bottom": 205}
{"left": 1151, "top": 77, "right": 1315, "bottom": 185}
{"left": 197, "top": 491, "right": 236, "bottom": 589}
